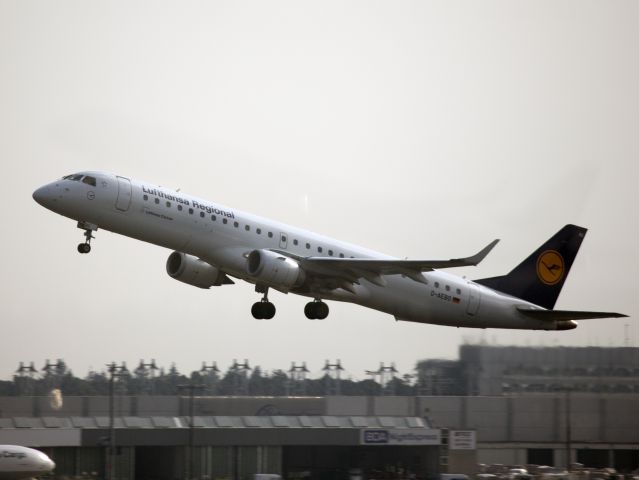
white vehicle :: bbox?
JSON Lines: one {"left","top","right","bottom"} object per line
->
{"left": 0, "top": 445, "right": 55, "bottom": 479}
{"left": 33, "top": 172, "right": 626, "bottom": 328}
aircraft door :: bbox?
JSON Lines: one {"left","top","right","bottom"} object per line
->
{"left": 115, "top": 176, "right": 132, "bottom": 212}
{"left": 466, "top": 283, "right": 481, "bottom": 316}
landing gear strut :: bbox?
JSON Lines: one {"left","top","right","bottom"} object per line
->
{"left": 305, "top": 299, "right": 329, "bottom": 320}
{"left": 77, "top": 221, "right": 98, "bottom": 254}
{"left": 252, "top": 286, "right": 276, "bottom": 320}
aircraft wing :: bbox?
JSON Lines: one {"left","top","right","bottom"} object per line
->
{"left": 517, "top": 307, "right": 628, "bottom": 321}
{"left": 273, "top": 239, "right": 499, "bottom": 288}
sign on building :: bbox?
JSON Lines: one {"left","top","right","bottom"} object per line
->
{"left": 449, "top": 430, "right": 476, "bottom": 450}
{"left": 361, "top": 429, "right": 441, "bottom": 446}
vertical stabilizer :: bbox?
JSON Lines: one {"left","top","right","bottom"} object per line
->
{"left": 475, "top": 224, "right": 587, "bottom": 309}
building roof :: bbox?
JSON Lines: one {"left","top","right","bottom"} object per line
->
{"left": 0, "top": 415, "right": 430, "bottom": 430}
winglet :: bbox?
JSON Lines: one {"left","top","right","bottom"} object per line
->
{"left": 459, "top": 239, "right": 500, "bottom": 266}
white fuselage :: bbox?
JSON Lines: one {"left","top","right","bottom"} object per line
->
{"left": 33, "top": 171, "right": 563, "bottom": 330}
{"left": 0, "top": 446, "right": 55, "bottom": 479}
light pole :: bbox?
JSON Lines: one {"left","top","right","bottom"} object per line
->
{"left": 107, "top": 362, "right": 128, "bottom": 480}
{"left": 178, "top": 383, "right": 205, "bottom": 480}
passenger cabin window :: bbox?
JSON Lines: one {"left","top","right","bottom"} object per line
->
{"left": 328, "top": 250, "right": 333, "bottom": 256}
{"left": 178, "top": 205, "right": 183, "bottom": 211}
{"left": 155, "top": 198, "right": 160, "bottom": 204}
{"left": 189, "top": 208, "right": 194, "bottom": 214}
{"left": 318, "top": 246, "right": 323, "bottom": 253}
{"left": 223, "top": 218, "right": 228, "bottom": 224}
{"left": 256, "top": 228, "right": 261, "bottom": 234}
{"left": 435, "top": 282, "right": 440, "bottom": 288}
{"left": 282, "top": 235, "right": 287, "bottom": 243}
{"left": 306, "top": 243, "right": 311, "bottom": 249}
{"left": 293, "top": 239, "right": 298, "bottom": 246}
{"left": 211, "top": 215, "right": 216, "bottom": 221}
{"left": 234, "top": 221, "right": 239, "bottom": 228}
{"left": 268, "top": 232, "right": 273, "bottom": 238}
{"left": 143, "top": 195, "right": 148, "bottom": 201}
{"left": 456, "top": 288, "right": 461, "bottom": 295}
{"left": 200, "top": 212, "right": 205, "bottom": 218}
{"left": 245, "top": 225, "right": 250, "bottom": 231}
{"left": 166, "top": 201, "right": 171, "bottom": 207}
{"left": 445, "top": 285, "right": 450, "bottom": 292}
{"left": 339, "top": 253, "right": 344, "bottom": 258}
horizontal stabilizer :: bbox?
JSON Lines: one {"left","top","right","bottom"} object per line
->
{"left": 517, "top": 307, "right": 628, "bottom": 321}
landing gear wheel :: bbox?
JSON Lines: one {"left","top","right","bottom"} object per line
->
{"left": 316, "top": 301, "right": 329, "bottom": 320}
{"left": 76, "top": 221, "right": 97, "bottom": 254}
{"left": 252, "top": 300, "right": 276, "bottom": 320}
{"left": 263, "top": 302, "right": 276, "bottom": 319}
{"left": 305, "top": 301, "right": 329, "bottom": 320}
{"left": 304, "top": 302, "right": 316, "bottom": 319}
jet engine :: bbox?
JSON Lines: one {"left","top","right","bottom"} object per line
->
{"left": 246, "top": 249, "right": 305, "bottom": 290}
{"left": 553, "top": 320, "right": 578, "bottom": 330}
{"left": 166, "top": 251, "right": 229, "bottom": 289}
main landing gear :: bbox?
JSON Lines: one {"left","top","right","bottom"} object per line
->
{"left": 252, "top": 286, "right": 276, "bottom": 320}
{"left": 77, "top": 221, "right": 98, "bottom": 254}
{"left": 304, "top": 300, "right": 329, "bottom": 320}
{"left": 251, "top": 286, "right": 330, "bottom": 320}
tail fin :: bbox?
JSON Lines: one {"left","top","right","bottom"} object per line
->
{"left": 475, "top": 224, "right": 587, "bottom": 309}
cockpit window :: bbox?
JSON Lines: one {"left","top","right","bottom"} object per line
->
{"left": 63, "top": 174, "right": 84, "bottom": 181}
{"left": 62, "top": 174, "right": 97, "bottom": 186}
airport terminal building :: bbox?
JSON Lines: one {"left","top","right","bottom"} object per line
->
{"left": 0, "top": 394, "right": 638, "bottom": 480}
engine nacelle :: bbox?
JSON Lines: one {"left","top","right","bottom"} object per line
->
{"left": 554, "top": 320, "right": 578, "bottom": 330}
{"left": 246, "top": 249, "right": 305, "bottom": 290}
{"left": 166, "top": 251, "right": 227, "bottom": 289}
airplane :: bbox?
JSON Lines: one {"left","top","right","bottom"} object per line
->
{"left": 33, "top": 171, "right": 626, "bottom": 329}
{"left": 0, "top": 445, "right": 55, "bottom": 479}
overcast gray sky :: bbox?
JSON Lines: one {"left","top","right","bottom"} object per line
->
{"left": 1, "top": 1, "right": 637, "bottom": 381}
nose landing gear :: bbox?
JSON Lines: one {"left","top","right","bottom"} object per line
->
{"left": 305, "top": 300, "right": 329, "bottom": 320}
{"left": 252, "top": 286, "right": 276, "bottom": 319}
{"left": 77, "top": 221, "right": 98, "bottom": 254}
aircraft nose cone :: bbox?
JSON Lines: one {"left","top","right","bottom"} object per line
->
{"left": 32, "top": 185, "right": 50, "bottom": 206}
{"left": 46, "top": 459, "right": 56, "bottom": 471}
